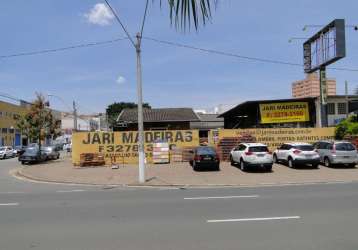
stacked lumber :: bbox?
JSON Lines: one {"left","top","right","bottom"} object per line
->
{"left": 152, "top": 142, "right": 170, "bottom": 164}
{"left": 217, "top": 134, "right": 257, "bottom": 161}
{"left": 79, "top": 153, "right": 105, "bottom": 167}
{"left": 170, "top": 147, "right": 183, "bottom": 162}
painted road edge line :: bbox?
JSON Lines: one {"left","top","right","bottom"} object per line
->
{"left": 207, "top": 216, "right": 301, "bottom": 223}
{"left": 184, "top": 195, "right": 259, "bottom": 200}
{"left": 56, "top": 189, "right": 86, "bottom": 193}
{"left": 0, "top": 203, "right": 19, "bottom": 206}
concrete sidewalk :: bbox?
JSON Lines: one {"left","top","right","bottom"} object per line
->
{"left": 14, "top": 155, "right": 358, "bottom": 187}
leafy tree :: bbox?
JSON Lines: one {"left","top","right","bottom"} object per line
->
{"left": 106, "top": 102, "right": 151, "bottom": 128}
{"left": 335, "top": 115, "right": 358, "bottom": 139}
{"left": 15, "top": 94, "right": 61, "bottom": 151}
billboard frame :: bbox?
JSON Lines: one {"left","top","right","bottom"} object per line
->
{"left": 304, "top": 19, "right": 346, "bottom": 74}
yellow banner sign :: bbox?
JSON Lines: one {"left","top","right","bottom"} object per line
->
{"left": 215, "top": 128, "right": 335, "bottom": 151}
{"left": 72, "top": 130, "right": 199, "bottom": 165}
{"left": 260, "top": 102, "right": 310, "bottom": 124}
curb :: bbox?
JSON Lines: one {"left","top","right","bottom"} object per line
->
{"left": 12, "top": 168, "right": 358, "bottom": 189}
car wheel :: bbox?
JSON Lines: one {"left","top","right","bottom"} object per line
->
{"left": 348, "top": 163, "right": 356, "bottom": 168}
{"left": 230, "top": 155, "right": 235, "bottom": 166}
{"left": 312, "top": 163, "right": 319, "bottom": 169}
{"left": 240, "top": 159, "right": 247, "bottom": 171}
{"left": 193, "top": 161, "right": 199, "bottom": 171}
{"left": 21, "top": 161, "right": 25, "bottom": 165}
{"left": 266, "top": 165, "right": 273, "bottom": 172}
{"left": 324, "top": 157, "right": 331, "bottom": 168}
{"left": 288, "top": 157, "right": 295, "bottom": 168}
{"left": 57, "top": 155, "right": 60, "bottom": 159}
{"left": 273, "top": 154, "right": 278, "bottom": 163}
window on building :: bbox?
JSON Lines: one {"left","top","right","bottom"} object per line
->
{"left": 9, "top": 128, "right": 15, "bottom": 134}
{"left": 1, "top": 128, "right": 7, "bottom": 133}
{"left": 338, "top": 103, "right": 347, "bottom": 115}
{"left": 327, "top": 103, "right": 335, "bottom": 115}
{"left": 0, "top": 111, "right": 2, "bottom": 117}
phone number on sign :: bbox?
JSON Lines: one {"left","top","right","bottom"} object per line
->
{"left": 98, "top": 144, "right": 153, "bottom": 153}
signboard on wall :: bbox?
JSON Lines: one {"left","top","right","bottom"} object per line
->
{"left": 72, "top": 130, "right": 199, "bottom": 165}
{"left": 215, "top": 127, "right": 335, "bottom": 150}
{"left": 259, "top": 102, "right": 310, "bottom": 124}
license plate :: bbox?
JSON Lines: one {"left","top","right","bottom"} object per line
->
{"left": 257, "top": 154, "right": 264, "bottom": 157}
{"left": 343, "top": 156, "right": 350, "bottom": 159}
{"left": 203, "top": 157, "right": 211, "bottom": 160}
{"left": 305, "top": 155, "right": 313, "bottom": 158}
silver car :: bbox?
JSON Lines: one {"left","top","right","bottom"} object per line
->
{"left": 0, "top": 146, "right": 16, "bottom": 159}
{"left": 313, "top": 141, "right": 358, "bottom": 167}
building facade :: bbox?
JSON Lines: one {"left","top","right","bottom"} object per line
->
{"left": 292, "top": 73, "right": 336, "bottom": 98}
{"left": 61, "top": 113, "right": 99, "bottom": 134}
{"left": 325, "top": 95, "right": 358, "bottom": 126}
{"left": 0, "top": 100, "right": 28, "bottom": 146}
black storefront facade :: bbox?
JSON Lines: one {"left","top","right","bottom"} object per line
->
{"left": 218, "top": 98, "right": 317, "bottom": 129}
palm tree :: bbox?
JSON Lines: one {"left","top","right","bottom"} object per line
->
{"left": 162, "top": 0, "right": 217, "bottom": 30}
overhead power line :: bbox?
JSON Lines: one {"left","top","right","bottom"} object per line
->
{"left": 0, "top": 37, "right": 128, "bottom": 59}
{"left": 1, "top": 35, "right": 357, "bottom": 72}
{"left": 142, "top": 36, "right": 358, "bottom": 72}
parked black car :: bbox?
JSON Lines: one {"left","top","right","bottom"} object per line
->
{"left": 19, "top": 147, "right": 47, "bottom": 164}
{"left": 189, "top": 146, "right": 220, "bottom": 171}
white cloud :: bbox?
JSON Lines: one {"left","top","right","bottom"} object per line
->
{"left": 116, "top": 75, "right": 126, "bottom": 85}
{"left": 84, "top": 3, "right": 114, "bottom": 26}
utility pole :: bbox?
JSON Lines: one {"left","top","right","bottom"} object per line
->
{"left": 73, "top": 101, "right": 78, "bottom": 132}
{"left": 104, "top": 0, "right": 147, "bottom": 183}
{"left": 345, "top": 81, "right": 349, "bottom": 119}
{"left": 136, "top": 33, "right": 145, "bottom": 183}
{"left": 319, "top": 67, "right": 328, "bottom": 127}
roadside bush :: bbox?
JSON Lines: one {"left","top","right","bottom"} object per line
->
{"left": 335, "top": 115, "right": 358, "bottom": 139}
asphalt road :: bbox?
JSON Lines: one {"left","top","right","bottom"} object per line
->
{"left": 1, "top": 157, "right": 358, "bottom": 250}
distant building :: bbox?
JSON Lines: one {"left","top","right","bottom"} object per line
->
{"left": 292, "top": 73, "right": 336, "bottom": 98}
{"left": 61, "top": 113, "right": 99, "bottom": 134}
{"left": 0, "top": 99, "right": 62, "bottom": 146}
{"left": 0, "top": 100, "right": 28, "bottom": 146}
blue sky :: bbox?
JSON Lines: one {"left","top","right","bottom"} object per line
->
{"left": 0, "top": 0, "right": 357, "bottom": 114}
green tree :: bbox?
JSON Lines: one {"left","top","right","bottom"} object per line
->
{"left": 335, "top": 115, "right": 358, "bottom": 139}
{"left": 106, "top": 102, "right": 151, "bottom": 128}
{"left": 15, "top": 94, "right": 61, "bottom": 151}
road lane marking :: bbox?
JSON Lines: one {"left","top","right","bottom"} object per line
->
{"left": 207, "top": 216, "right": 300, "bottom": 223}
{"left": 0, "top": 192, "right": 26, "bottom": 194}
{"left": 56, "top": 189, "right": 86, "bottom": 193}
{"left": 0, "top": 203, "right": 19, "bottom": 206}
{"left": 184, "top": 195, "right": 259, "bottom": 200}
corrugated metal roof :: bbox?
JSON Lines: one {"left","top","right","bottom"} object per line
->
{"left": 117, "top": 108, "right": 200, "bottom": 122}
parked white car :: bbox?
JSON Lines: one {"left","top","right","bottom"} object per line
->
{"left": 230, "top": 143, "right": 273, "bottom": 171}
{"left": 273, "top": 142, "right": 320, "bottom": 168}
{"left": 0, "top": 146, "right": 16, "bottom": 159}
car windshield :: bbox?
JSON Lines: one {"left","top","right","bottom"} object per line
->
{"left": 249, "top": 146, "right": 269, "bottom": 152}
{"left": 294, "top": 145, "right": 314, "bottom": 151}
{"left": 25, "top": 147, "right": 38, "bottom": 154}
{"left": 0, "top": 147, "right": 5, "bottom": 151}
{"left": 197, "top": 147, "right": 216, "bottom": 155}
{"left": 335, "top": 143, "right": 356, "bottom": 151}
